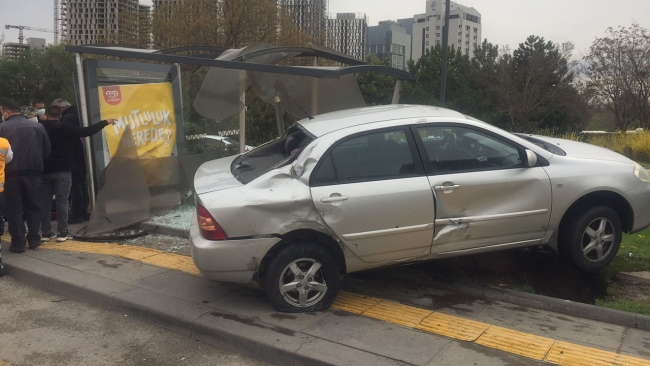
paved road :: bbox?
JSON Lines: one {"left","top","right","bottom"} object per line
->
{"left": 0, "top": 275, "right": 267, "bottom": 366}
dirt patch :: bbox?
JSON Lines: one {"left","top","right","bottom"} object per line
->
{"left": 610, "top": 281, "right": 650, "bottom": 303}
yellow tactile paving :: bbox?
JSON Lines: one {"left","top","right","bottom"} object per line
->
{"left": 475, "top": 326, "right": 556, "bottom": 360}
{"left": 416, "top": 311, "right": 490, "bottom": 341}
{"left": 140, "top": 253, "right": 201, "bottom": 276}
{"left": 330, "top": 291, "right": 382, "bottom": 314}
{"left": 546, "top": 341, "right": 650, "bottom": 366}
{"left": 362, "top": 300, "right": 433, "bottom": 328}
{"left": 5, "top": 234, "right": 650, "bottom": 365}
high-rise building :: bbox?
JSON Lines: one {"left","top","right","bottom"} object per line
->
{"left": 62, "top": 0, "right": 139, "bottom": 45}
{"left": 411, "top": 0, "right": 482, "bottom": 61}
{"left": 26, "top": 37, "right": 47, "bottom": 50}
{"left": 138, "top": 4, "right": 152, "bottom": 49}
{"left": 2, "top": 37, "right": 47, "bottom": 60}
{"left": 326, "top": 13, "right": 367, "bottom": 61}
{"left": 279, "top": 0, "right": 327, "bottom": 42}
{"left": 366, "top": 21, "right": 411, "bottom": 70}
{"left": 2, "top": 43, "right": 30, "bottom": 60}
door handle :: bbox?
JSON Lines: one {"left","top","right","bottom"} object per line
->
{"left": 434, "top": 184, "right": 460, "bottom": 192}
{"left": 321, "top": 195, "right": 349, "bottom": 203}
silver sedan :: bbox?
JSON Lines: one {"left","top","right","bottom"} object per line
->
{"left": 190, "top": 105, "right": 650, "bottom": 312}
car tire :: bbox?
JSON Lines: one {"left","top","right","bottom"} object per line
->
{"left": 264, "top": 242, "right": 340, "bottom": 313}
{"left": 559, "top": 206, "right": 622, "bottom": 272}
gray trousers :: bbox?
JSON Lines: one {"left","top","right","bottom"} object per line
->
{"left": 40, "top": 171, "right": 72, "bottom": 235}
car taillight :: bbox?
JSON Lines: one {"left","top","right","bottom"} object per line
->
{"left": 197, "top": 205, "right": 227, "bottom": 240}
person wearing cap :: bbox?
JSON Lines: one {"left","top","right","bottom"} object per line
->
{"left": 52, "top": 98, "right": 89, "bottom": 224}
{"left": 0, "top": 98, "right": 51, "bottom": 253}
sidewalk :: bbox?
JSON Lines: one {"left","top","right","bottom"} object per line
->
{"left": 2, "top": 239, "right": 650, "bottom": 366}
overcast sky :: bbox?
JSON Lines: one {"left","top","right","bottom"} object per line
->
{"left": 2, "top": 0, "right": 648, "bottom": 59}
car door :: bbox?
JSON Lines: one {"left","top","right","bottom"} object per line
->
{"left": 412, "top": 124, "right": 552, "bottom": 254}
{"left": 310, "top": 128, "right": 435, "bottom": 263}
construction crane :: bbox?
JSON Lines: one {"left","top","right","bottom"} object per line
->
{"left": 4, "top": 25, "right": 55, "bottom": 44}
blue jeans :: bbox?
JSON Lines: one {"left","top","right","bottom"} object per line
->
{"left": 40, "top": 172, "right": 72, "bottom": 235}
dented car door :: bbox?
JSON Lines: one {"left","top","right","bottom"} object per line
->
{"left": 310, "top": 128, "right": 436, "bottom": 263}
{"left": 413, "top": 124, "right": 553, "bottom": 254}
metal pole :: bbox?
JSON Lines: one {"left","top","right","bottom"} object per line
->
{"left": 75, "top": 53, "right": 96, "bottom": 210}
{"left": 274, "top": 95, "right": 285, "bottom": 137}
{"left": 439, "top": 0, "right": 451, "bottom": 107}
{"left": 391, "top": 79, "right": 403, "bottom": 104}
{"left": 239, "top": 71, "right": 246, "bottom": 154}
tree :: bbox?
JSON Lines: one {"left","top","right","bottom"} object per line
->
{"left": 356, "top": 56, "right": 397, "bottom": 106}
{"left": 152, "top": 0, "right": 314, "bottom": 50}
{"left": 583, "top": 23, "right": 650, "bottom": 131}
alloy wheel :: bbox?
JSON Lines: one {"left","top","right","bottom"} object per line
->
{"left": 278, "top": 258, "right": 328, "bottom": 308}
{"left": 581, "top": 217, "right": 615, "bottom": 262}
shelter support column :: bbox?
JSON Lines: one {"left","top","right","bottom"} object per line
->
{"left": 75, "top": 53, "right": 97, "bottom": 210}
{"left": 392, "top": 79, "right": 403, "bottom": 104}
{"left": 239, "top": 71, "right": 246, "bottom": 154}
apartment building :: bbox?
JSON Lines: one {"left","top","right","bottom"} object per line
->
{"left": 279, "top": 0, "right": 327, "bottom": 41}
{"left": 411, "top": 0, "right": 482, "bottom": 61}
{"left": 326, "top": 13, "right": 367, "bottom": 61}
{"left": 62, "top": 0, "right": 139, "bottom": 45}
{"left": 366, "top": 21, "right": 411, "bottom": 70}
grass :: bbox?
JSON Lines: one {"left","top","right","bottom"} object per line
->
{"left": 603, "top": 227, "right": 650, "bottom": 280}
{"left": 595, "top": 299, "right": 650, "bottom": 316}
{"left": 597, "top": 227, "right": 650, "bottom": 315}
{"left": 509, "top": 282, "right": 536, "bottom": 294}
{"left": 640, "top": 162, "right": 650, "bottom": 169}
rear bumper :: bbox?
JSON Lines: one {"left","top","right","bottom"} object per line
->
{"left": 189, "top": 213, "right": 281, "bottom": 285}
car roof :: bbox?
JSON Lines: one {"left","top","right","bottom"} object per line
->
{"left": 297, "top": 104, "right": 467, "bottom": 137}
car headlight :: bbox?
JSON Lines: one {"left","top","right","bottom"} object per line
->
{"left": 634, "top": 163, "right": 650, "bottom": 183}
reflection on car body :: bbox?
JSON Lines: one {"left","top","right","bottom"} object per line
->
{"left": 190, "top": 105, "right": 650, "bottom": 313}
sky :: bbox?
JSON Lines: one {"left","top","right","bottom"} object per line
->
{"left": 2, "top": 0, "right": 649, "bottom": 59}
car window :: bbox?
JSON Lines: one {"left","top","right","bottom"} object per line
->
{"left": 416, "top": 126, "right": 523, "bottom": 174}
{"left": 232, "top": 126, "right": 313, "bottom": 184}
{"left": 312, "top": 129, "right": 417, "bottom": 186}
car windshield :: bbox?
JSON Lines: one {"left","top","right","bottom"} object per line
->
{"left": 515, "top": 134, "right": 566, "bottom": 156}
{"left": 231, "top": 126, "right": 314, "bottom": 184}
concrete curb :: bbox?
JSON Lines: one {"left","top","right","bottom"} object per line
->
{"left": 2, "top": 255, "right": 403, "bottom": 366}
{"left": 140, "top": 222, "right": 189, "bottom": 238}
{"left": 431, "top": 276, "right": 650, "bottom": 331}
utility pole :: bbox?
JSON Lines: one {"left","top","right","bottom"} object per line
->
{"left": 439, "top": 0, "right": 451, "bottom": 107}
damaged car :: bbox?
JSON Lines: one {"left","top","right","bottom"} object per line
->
{"left": 190, "top": 105, "right": 650, "bottom": 312}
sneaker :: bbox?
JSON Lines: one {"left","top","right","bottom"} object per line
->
{"left": 41, "top": 233, "right": 56, "bottom": 242}
{"left": 56, "top": 232, "right": 73, "bottom": 242}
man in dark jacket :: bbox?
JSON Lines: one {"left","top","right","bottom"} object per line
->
{"left": 53, "top": 99, "right": 88, "bottom": 224}
{"left": 0, "top": 99, "right": 51, "bottom": 253}
{"left": 39, "top": 105, "right": 115, "bottom": 242}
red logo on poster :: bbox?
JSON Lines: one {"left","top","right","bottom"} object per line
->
{"left": 103, "top": 86, "right": 122, "bottom": 105}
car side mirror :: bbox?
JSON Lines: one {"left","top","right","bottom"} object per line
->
{"left": 525, "top": 149, "right": 538, "bottom": 167}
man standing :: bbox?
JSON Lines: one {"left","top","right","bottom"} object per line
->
{"left": 39, "top": 106, "right": 115, "bottom": 241}
{"left": 0, "top": 99, "right": 50, "bottom": 253}
{"left": 53, "top": 99, "right": 88, "bottom": 224}
{"left": 33, "top": 101, "right": 46, "bottom": 121}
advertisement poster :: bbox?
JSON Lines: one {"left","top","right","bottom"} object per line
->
{"left": 98, "top": 82, "right": 177, "bottom": 186}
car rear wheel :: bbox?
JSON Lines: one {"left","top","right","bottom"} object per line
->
{"left": 559, "top": 206, "right": 622, "bottom": 272}
{"left": 264, "top": 242, "right": 340, "bottom": 312}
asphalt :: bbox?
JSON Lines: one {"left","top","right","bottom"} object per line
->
{"left": 1, "top": 240, "right": 650, "bottom": 366}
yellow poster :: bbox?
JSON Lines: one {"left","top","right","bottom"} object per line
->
{"left": 98, "top": 82, "right": 178, "bottom": 187}
{"left": 98, "top": 82, "right": 176, "bottom": 159}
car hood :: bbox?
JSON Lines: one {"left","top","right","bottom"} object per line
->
{"left": 532, "top": 135, "right": 633, "bottom": 164}
{"left": 194, "top": 155, "right": 243, "bottom": 195}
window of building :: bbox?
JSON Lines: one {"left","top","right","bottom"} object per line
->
{"left": 426, "top": 34, "right": 429, "bottom": 38}
{"left": 426, "top": 41, "right": 429, "bottom": 45}
{"left": 426, "top": 27, "right": 429, "bottom": 31}
{"left": 436, "top": 26, "right": 440, "bottom": 30}
{"left": 436, "top": 33, "right": 440, "bottom": 37}
{"left": 450, "top": 14, "right": 459, "bottom": 19}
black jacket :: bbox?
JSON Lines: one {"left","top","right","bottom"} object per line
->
{"left": 40, "top": 119, "right": 108, "bottom": 174}
{"left": 60, "top": 105, "right": 85, "bottom": 162}
{"left": 0, "top": 115, "right": 51, "bottom": 176}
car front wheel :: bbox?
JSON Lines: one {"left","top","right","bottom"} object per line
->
{"left": 264, "top": 242, "right": 340, "bottom": 312}
{"left": 559, "top": 206, "right": 622, "bottom": 272}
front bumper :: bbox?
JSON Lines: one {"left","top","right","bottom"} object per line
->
{"left": 189, "top": 213, "right": 281, "bottom": 284}
{"left": 629, "top": 183, "right": 650, "bottom": 233}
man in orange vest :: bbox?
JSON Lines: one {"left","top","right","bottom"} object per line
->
{"left": 0, "top": 133, "right": 13, "bottom": 277}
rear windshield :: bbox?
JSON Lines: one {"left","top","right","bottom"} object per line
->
{"left": 231, "top": 126, "right": 314, "bottom": 184}
{"left": 515, "top": 134, "right": 566, "bottom": 156}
